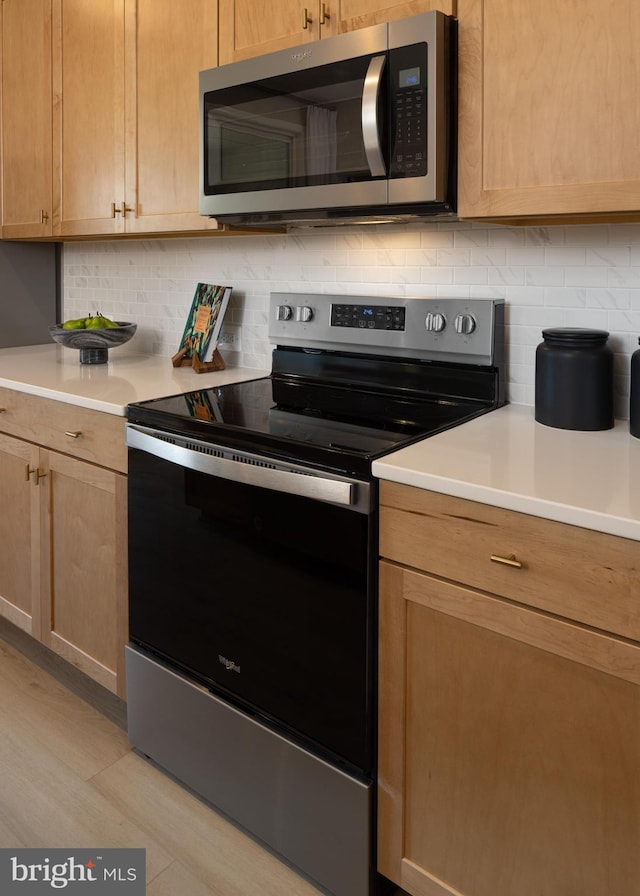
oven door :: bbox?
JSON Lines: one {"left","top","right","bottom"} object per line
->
{"left": 126, "top": 424, "right": 377, "bottom": 775}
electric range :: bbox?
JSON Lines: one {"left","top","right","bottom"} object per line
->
{"left": 124, "top": 292, "right": 505, "bottom": 896}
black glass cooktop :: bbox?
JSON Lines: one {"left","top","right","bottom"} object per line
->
{"left": 127, "top": 365, "right": 497, "bottom": 478}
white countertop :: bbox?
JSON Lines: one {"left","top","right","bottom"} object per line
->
{"left": 4, "top": 345, "right": 640, "bottom": 540}
{"left": 0, "top": 343, "right": 267, "bottom": 415}
{"left": 372, "top": 403, "right": 640, "bottom": 541}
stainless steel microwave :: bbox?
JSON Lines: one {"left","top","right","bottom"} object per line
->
{"left": 199, "top": 11, "right": 457, "bottom": 227}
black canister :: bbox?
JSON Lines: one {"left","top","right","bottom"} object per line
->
{"left": 535, "top": 328, "right": 614, "bottom": 431}
{"left": 631, "top": 338, "right": 640, "bottom": 438}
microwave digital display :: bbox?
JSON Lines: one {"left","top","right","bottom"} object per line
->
{"left": 400, "top": 67, "right": 421, "bottom": 88}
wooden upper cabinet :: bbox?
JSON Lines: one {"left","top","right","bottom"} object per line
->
{"left": 331, "top": 0, "right": 455, "bottom": 34}
{"left": 219, "top": 0, "right": 455, "bottom": 64}
{"left": 52, "top": 0, "right": 221, "bottom": 238}
{"left": 457, "top": 0, "right": 640, "bottom": 220}
{"left": 218, "top": 0, "right": 326, "bottom": 62}
{"left": 1, "top": 0, "right": 54, "bottom": 238}
{"left": 52, "top": 0, "right": 126, "bottom": 236}
{"left": 124, "top": 0, "right": 220, "bottom": 234}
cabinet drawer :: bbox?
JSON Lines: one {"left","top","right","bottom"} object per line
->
{"left": 0, "top": 387, "right": 126, "bottom": 473}
{"left": 379, "top": 480, "right": 640, "bottom": 641}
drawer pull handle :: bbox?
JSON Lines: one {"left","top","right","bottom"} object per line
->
{"left": 490, "top": 553, "right": 523, "bottom": 569}
{"left": 65, "top": 430, "right": 82, "bottom": 439}
{"left": 0, "top": 407, "right": 6, "bottom": 413}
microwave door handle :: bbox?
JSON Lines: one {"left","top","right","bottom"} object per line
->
{"left": 362, "top": 55, "right": 387, "bottom": 178}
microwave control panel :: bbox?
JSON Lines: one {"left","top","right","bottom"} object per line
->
{"left": 389, "top": 43, "right": 428, "bottom": 178}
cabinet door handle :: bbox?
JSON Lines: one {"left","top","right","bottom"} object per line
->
{"left": 25, "top": 465, "right": 35, "bottom": 481}
{"left": 111, "top": 202, "right": 121, "bottom": 217}
{"left": 121, "top": 201, "right": 134, "bottom": 217}
{"left": 0, "top": 407, "right": 6, "bottom": 413}
{"left": 65, "top": 430, "right": 82, "bottom": 439}
{"left": 302, "top": 7, "right": 312, "bottom": 28}
{"left": 320, "top": 3, "right": 329, "bottom": 24}
{"left": 34, "top": 469, "right": 48, "bottom": 486}
{"left": 40, "top": 209, "right": 49, "bottom": 224}
{"left": 490, "top": 553, "right": 523, "bottom": 569}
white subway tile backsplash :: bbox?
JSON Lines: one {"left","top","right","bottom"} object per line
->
{"left": 62, "top": 221, "right": 640, "bottom": 418}
{"left": 564, "top": 266, "right": 608, "bottom": 287}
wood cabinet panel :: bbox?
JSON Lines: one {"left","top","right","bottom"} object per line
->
{"left": 0, "top": 393, "right": 128, "bottom": 697}
{"left": 52, "top": 0, "right": 126, "bottom": 236}
{"left": 42, "top": 452, "right": 128, "bottom": 695}
{"left": 379, "top": 484, "right": 640, "bottom": 896}
{"left": 332, "top": 0, "right": 455, "bottom": 34}
{"left": 0, "top": 434, "right": 39, "bottom": 636}
{"left": 457, "top": 0, "right": 640, "bottom": 220}
{"left": 1, "top": 0, "right": 54, "bottom": 237}
{"left": 378, "top": 560, "right": 640, "bottom": 896}
{"left": 219, "top": 0, "right": 454, "bottom": 63}
{"left": 51, "top": 0, "right": 222, "bottom": 237}
{"left": 379, "top": 480, "right": 640, "bottom": 641}
{"left": 0, "top": 388, "right": 127, "bottom": 473}
{"left": 218, "top": 0, "right": 321, "bottom": 63}
{"left": 124, "top": 0, "right": 221, "bottom": 234}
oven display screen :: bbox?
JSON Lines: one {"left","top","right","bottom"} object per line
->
{"left": 331, "top": 303, "right": 406, "bottom": 331}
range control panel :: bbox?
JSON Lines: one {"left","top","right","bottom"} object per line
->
{"left": 269, "top": 293, "right": 505, "bottom": 366}
{"left": 330, "top": 303, "right": 406, "bottom": 331}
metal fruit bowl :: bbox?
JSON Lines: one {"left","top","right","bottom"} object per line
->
{"left": 49, "top": 321, "right": 137, "bottom": 364}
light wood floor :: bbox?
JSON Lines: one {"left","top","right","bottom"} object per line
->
{"left": 0, "top": 618, "right": 326, "bottom": 895}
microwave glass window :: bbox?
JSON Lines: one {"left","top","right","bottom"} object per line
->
{"left": 218, "top": 126, "right": 291, "bottom": 186}
{"left": 204, "top": 56, "right": 384, "bottom": 195}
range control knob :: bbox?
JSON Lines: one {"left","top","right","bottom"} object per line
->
{"left": 454, "top": 313, "right": 477, "bottom": 335}
{"left": 276, "top": 304, "right": 293, "bottom": 321}
{"left": 425, "top": 311, "right": 446, "bottom": 333}
{"left": 296, "top": 305, "right": 314, "bottom": 323}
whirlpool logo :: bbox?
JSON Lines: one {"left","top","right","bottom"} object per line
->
{"left": 0, "top": 849, "right": 145, "bottom": 893}
{"left": 291, "top": 49, "right": 312, "bottom": 63}
{"left": 219, "top": 654, "right": 241, "bottom": 673}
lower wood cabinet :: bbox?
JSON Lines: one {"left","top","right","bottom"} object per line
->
{"left": 378, "top": 481, "right": 640, "bottom": 896}
{"left": 0, "top": 391, "right": 128, "bottom": 698}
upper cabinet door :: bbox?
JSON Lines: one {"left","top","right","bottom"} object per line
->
{"left": 52, "top": 0, "right": 126, "bottom": 236}
{"left": 218, "top": 0, "right": 322, "bottom": 63}
{"left": 331, "top": 0, "right": 455, "bottom": 35}
{"left": 1, "top": 0, "right": 53, "bottom": 238}
{"left": 123, "top": 0, "right": 221, "bottom": 235}
{"left": 219, "top": 0, "right": 455, "bottom": 64}
{"left": 457, "top": 0, "right": 640, "bottom": 220}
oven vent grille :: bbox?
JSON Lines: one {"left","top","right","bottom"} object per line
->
{"left": 230, "top": 453, "right": 279, "bottom": 471}
{"left": 185, "top": 440, "right": 225, "bottom": 459}
{"left": 143, "top": 428, "right": 318, "bottom": 480}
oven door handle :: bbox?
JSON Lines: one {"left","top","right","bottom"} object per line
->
{"left": 126, "top": 424, "right": 359, "bottom": 507}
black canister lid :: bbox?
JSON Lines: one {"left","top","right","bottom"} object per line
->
{"left": 541, "top": 327, "right": 610, "bottom": 346}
